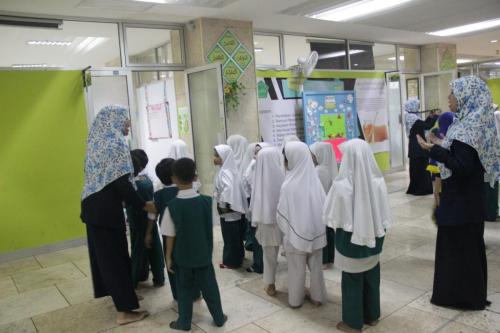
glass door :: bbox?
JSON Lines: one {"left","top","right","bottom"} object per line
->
{"left": 185, "top": 63, "right": 226, "bottom": 195}
{"left": 385, "top": 72, "right": 405, "bottom": 171}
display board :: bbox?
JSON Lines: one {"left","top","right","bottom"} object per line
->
{"left": 145, "top": 80, "right": 172, "bottom": 139}
{"left": 303, "top": 91, "right": 359, "bottom": 161}
{"left": 0, "top": 70, "right": 88, "bottom": 253}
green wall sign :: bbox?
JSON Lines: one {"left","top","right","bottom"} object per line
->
{"left": 207, "top": 29, "right": 253, "bottom": 83}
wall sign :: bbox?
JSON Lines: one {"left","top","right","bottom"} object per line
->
{"left": 207, "top": 29, "right": 253, "bottom": 83}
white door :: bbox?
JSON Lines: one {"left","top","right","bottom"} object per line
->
{"left": 185, "top": 63, "right": 226, "bottom": 195}
{"left": 385, "top": 72, "right": 405, "bottom": 171}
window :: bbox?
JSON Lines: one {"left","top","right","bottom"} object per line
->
{"left": 398, "top": 47, "right": 420, "bottom": 72}
{"left": 0, "top": 20, "right": 121, "bottom": 68}
{"left": 125, "top": 26, "right": 183, "bottom": 66}
{"left": 309, "top": 39, "right": 347, "bottom": 70}
{"left": 254, "top": 34, "right": 282, "bottom": 68}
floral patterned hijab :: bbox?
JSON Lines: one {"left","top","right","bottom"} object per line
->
{"left": 404, "top": 99, "right": 420, "bottom": 137}
{"left": 440, "top": 76, "right": 500, "bottom": 186}
{"left": 82, "top": 105, "right": 134, "bottom": 199}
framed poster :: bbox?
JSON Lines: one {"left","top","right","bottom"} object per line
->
{"left": 406, "top": 78, "right": 420, "bottom": 100}
{"left": 145, "top": 81, "right": 172, "bottom": 139}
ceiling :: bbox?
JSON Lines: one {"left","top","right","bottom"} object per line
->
{"left": 1, "top": 0, "right": 500, "bottom": 62}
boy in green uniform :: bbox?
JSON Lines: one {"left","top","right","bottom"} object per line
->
{"left": 161, "top": 158, "right": 227, "bottom": 331}
{"left": 126, "top": 149, "right": 165, "bottom": 288}
{"left": 323, "top": 139, "right": 391, "bottom": 333}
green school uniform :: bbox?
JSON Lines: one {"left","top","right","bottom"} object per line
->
{"left": 125, "top": 175, "right": 165, "bottom": 288}
{"left": 169, "top": 195, "right": 225, "bottom": 330}
{"left": 336, "top": 229, "right": 384, "bottom": 330}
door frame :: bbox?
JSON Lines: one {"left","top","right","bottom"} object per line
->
{"left": 420, "top": 69, "right": 457, "bottom": 112}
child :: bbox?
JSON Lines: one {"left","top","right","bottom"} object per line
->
{"left": 250, "top": 147, "right": 285, "bottom": 296}
{"left": 213, "top": 145, "right": 248, "bottom": 269}
{"left": 310, "top": 142, "right": 338, "bottom": 268}
{"left": 323, "top": 139, "right": 391, "bottom": 333}
{"left": 126, "top": 149, "right": 165, "bottom": 288}
{"left": 277, "top": 141, "right": 327, "bottom": 308}
{"left": 161, "top": 158, "right": 227, "bottom": 331}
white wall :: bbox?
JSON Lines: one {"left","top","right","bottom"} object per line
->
{"left": 283, "top": 35, "right": 310, "bottom": 68}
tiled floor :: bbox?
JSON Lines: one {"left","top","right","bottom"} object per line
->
{"left": 1, "top": 173, "right": 500, "bottom": 333}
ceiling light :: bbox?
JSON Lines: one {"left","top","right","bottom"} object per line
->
{"left": 388, "top": 56, "right": 404, "bottom": 61}
{"left": 319, "top": 49, "right": 364, "bottom": 60}
{"left": 255, "top": 48, "right": 263, "bottom": 52}
{"left": 27, "top": 40, "right": 72, "bottom": 46}
{"left": 11, "top": 63, "right": 48, "bottom": 68}
{"left": 132, "top": 0, "right": 167, "bottom": 3}
{"left": 309, "top": 0, "right": 413, "bottom": 22}
{"left": 353, "top": 63, "right": 359, "bottom": 67}
{"left": 491, "top": 40, "right": 498, "bottom": 43}
{"left": 427, "top": 18, "right": 500, "bottom": 36}
{"left": 457, "top": 59, "right": 472, "bottom": 64}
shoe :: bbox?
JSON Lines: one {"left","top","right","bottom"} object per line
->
{"left": 336, "top": 321, "right": 362, "bottom": 333}
{"left": 169, "top": 321, "right": 190, "bottom": 331}
{"left": 366, "top": 320, "right": 379, "bottom": 326}
{"left": 265, "top": 284, "right": 277, "bottom": 297}
{"left": 215, "top": 314, "right": 228, "bottom": 327}
{"left": 219, "top": 263, "right": 238, "bottom": 269}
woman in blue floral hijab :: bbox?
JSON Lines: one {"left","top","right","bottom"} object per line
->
{"left": 418, "top": 76, "right": 498, "bottom": 310}
{"left": 81, "top": 105, "right": 156, "bottom": 325}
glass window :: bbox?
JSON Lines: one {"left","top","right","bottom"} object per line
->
{"left": 350, "top": 42, "right": 397, "bottom": 71}
{"left": 126, "top": 26, "right": 183, "bottom": 65}
{"left": 478, "top": 62, "right": 500, "bottom": 79}
{"left": 399, "top": 47, "right": 420, "bottom": 72}
{"left": 0, "top": 20, "right": 121, "bottom": 68}
{"left": 254, "top": 34, "right": 282, "bottom": 67}
{"left": 283, "top": 35, "right": 310, "bottom": 68}
{"left": 309, "top": 39, "right": 347, "bottom": 70}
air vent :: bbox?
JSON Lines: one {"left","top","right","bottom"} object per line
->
{"left": 77, "top": 0, "right": 155, "bottom": 12}
{"left": 158, "top": 0, "right": 239, "bottom": 8}
{"left": 280, "top": 0, "right": 347, "bottom": 16}
{"left": 0, "top": 15, "right": 62, "bottom": 29}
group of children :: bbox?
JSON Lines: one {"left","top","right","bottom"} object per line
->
{"left": 125, "top": 134, "right": 391, "bottom": 333}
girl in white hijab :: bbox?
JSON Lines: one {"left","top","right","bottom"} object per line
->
{"left": 213, "top": 144, "right": 248, "bottom": 269}
{"left": 310, "top": 142, "right": 338, "bottom": 268}
{"left": 250, "top": 147, "right": 285, "bottom": 295}
{"left": 277, "top": 141, "right": 327, "bottom": 308}
{"left": 227, "top": 134, "right": 248, "bottom": 175}
{"left": 323, "top": 139, "right": 391, "bottom": 333}
{"left": 168, "top": 139, "right": 189, "bottom": 159}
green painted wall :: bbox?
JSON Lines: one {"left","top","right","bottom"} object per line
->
{"left": 0, "top": 71, "right": 88, "bottom": 253}
{"left": 487, "top": 78, "right": 500, "bottom": 106}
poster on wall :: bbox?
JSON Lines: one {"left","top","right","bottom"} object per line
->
{"left": 145, "top": 81, "right": 172, "bottom": 139}
{"left": 257, "top": 70, "right": 390, "bottom": 171}
{"left": 303, "top": 91, "right": 359, "bottom": 161}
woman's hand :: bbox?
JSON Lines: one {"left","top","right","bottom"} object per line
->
{"left": 429, "top": 132, "right": 443, "bottom": 146}
{"left": 417, "top": 135, "right": 434, "bottom": 151}
{"left": 143, "top": 201, "right": 157, "bottom": 214}
{"left": 166, "top": 257, "right": 175, "bottom": 273}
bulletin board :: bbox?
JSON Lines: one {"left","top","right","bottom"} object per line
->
{"left": 0, "top": 70, "right": 88, "bottom": 253}
{"left": 303, "top": 91, "right": 359, "bottom": 161}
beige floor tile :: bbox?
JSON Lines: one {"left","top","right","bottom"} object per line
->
{"left": 229, "top": 323, "right": 269, "bottom": 332}
{"left": 0, "top": 318, "right": 37, "bottom": 333}
{"left": 438, "top": 321, "right": 487, "bottom": 333}
{"left": 136, "top": 283, "right": 175, "bottom": 316}
{"left": 364, "top": 307, "right": 449, "bottom": 333}
{"left": 454, "top": 309, "right": 500, "bottom": 332}
{"left": 487, "top": 250, "right": 500, "bottom": 264}
{"left": 488, "top": 261, "right": 500, "bottom": 293}
{"left": 237, "top": 271, "right": 293, "bottom": 308}
{"left": 385, "top": 225, "right": 436, "bottom": 249}
{"left": 381, "top": 255, "right": 434, "bottom": 291}
{"left": 391, "top": 203, "right": 433, "bottom": 220}
{"left": 380, "top": 240, "right": 423, "bottom": 264}
{"left": 72, "top": 258, "right": 91, "bottom": 276}
{"left": 407, "top": 292, "right": 462, "bottom": 320}
{"left": 0, "top": 286, "right": 68, "bottom": 325}
{"left": 12, "top": 262, "right": 86, "bottom": 293}
{"left": 378, "top": 279, "right": 425, "bottom": 318}
{"left": 35, "top": 246, "right": 89, "bottom": 268}
{"left": 0, "top": 257, "right": 41, "bottom": 279}
{"left": 191, "top": 287, "right": 281, "bottom": 332}
{"left": 0, "top": 277, "right": 18, "bottom": 299}
{"left": 407, "top": 243, "right": 437, "bottom": 261}
{"left": 104, "top": 309, "right": 204, "bottom": 333}
{"left": 56, "top": 277, "right": 94, "bottom": 305}
{"left": 32, "top": 297, "right": 117, "bottom": 333}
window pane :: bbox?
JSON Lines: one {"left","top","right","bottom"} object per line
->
{"left": 348, "top": 42, "right": 396, "bottom": 70}
{"left": 478, "top": 62, "right": 500, "bottom": 79}
{"left": 399, "top": 47, "right": 420, "bottom": 72}
{"left": 0, "top": 20, "right": 120, "bottom": 67}
{"left": 310, "top": 39, "right": 347, "bottom": 70}
{"left": 254, "top": 34, "right": 281, "bottom": 67}
{"left": 126, "top": 27, "right": 182, "bottom": 65}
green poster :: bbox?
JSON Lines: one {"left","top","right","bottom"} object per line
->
{"left": 233, "top": 45, "right": 253, "bottom": 71}
{"left": 207, "top": 44, "right": 229, "bottom": 65}
{"left": 219, "top": 30, "right": 240, "bottom": 56}
{"left": 223, "top": 60, "right": 243, "bottom": 83}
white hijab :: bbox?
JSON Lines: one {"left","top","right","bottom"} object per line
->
{"left": 310, "top": 142, "right": 338, "bottom": 193}
{"left": 227, "top": 135, "right": 248, "bottom": 175}
{"left": 280, "top": 135, "right": 300, "bottom": 152}
{"left": 323, "top": 139, "right": 391, "bottom": 248}
{"left": 243, "top": 142, "right": 272, "bottom": 198}
{"left": 168, "top": 139, "right": 189, "bottom": 159}
{"left": 250, "top": 147, "right": 285, "bottom": 225}
{"left": 214, "top": 144, "right": 247, "bottom": 214}
{"left": 277, "top": 141, "right": 326, "bottom": 253}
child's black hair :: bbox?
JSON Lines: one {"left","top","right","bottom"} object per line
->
{"left": 172, "top": 158, "right": 196, "bottom": 184}
{"left": 131, "top": 149, "right": 148, "bottom": 177}
{"left": 155, "top": 158, "right": 175, "bottom": 186}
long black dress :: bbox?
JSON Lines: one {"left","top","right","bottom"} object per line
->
{"left": 407, "top": 115, "right": 438, "bottom": 195}
{"left": 81, "top": 174, "right": 145, "bottom": 312}
{"left": 429, "top": 140, "right": 488, "bottom": 310}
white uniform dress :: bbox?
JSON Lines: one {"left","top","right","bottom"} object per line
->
{"left": 250, "top": 147, "right": 285, "bottom": 285}
{"left": 277, "top": 141, "right": 327, "bottom": 307}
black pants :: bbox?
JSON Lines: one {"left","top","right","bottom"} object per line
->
{"left": 431, "top": 222, "right": 488, "bottom": 310}
{"left": 220, "top": 217, "right": 245, "bottom": 267}
{"left": 86, "top": 224, "right": 139, "bottom": 312}
{"left": 407, "top": 157, "right": 433, "bottom": 196}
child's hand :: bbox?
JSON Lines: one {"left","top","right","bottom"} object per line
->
{"left": 144, "top": 201, "right": 157, "bottom": 214}
{"left": 166, "top": 257, "right": 175, "bottom": 274}
{"left": 417, "top": 135, "right": 433, "bottom": 151}
{"left": 144, "top": 233, "right": 153, "bottom": 249}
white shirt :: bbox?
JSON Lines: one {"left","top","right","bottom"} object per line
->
{"left": 160, "top": 188, "right": 200, "bottom": 237}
